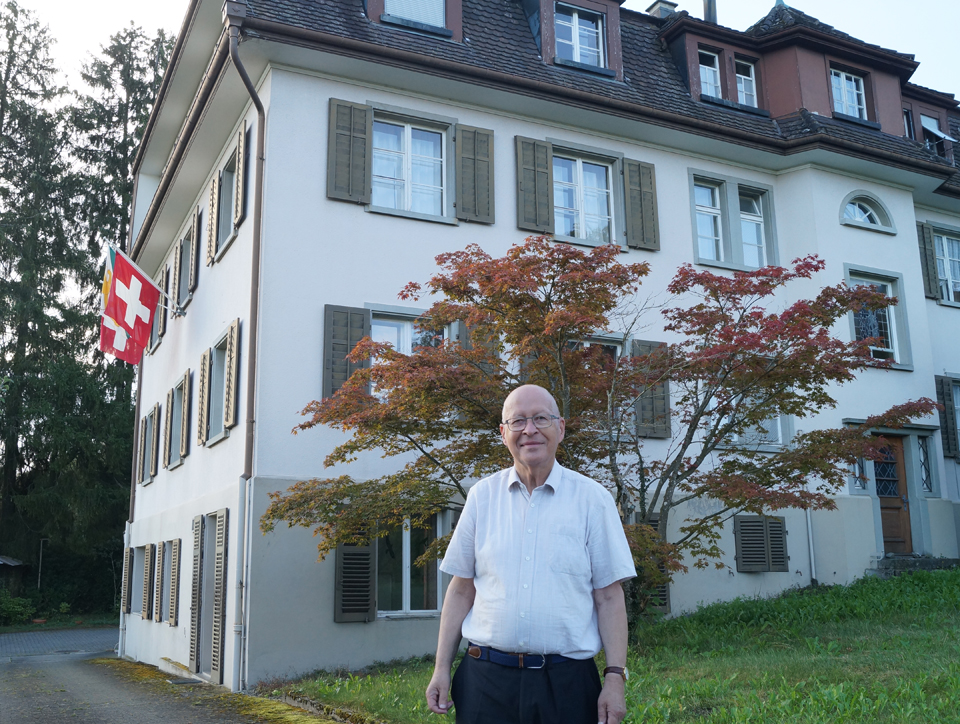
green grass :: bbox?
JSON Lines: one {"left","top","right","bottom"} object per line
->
{"left": 276, "top": 569, "right": 960, "bottom": 723}
{"left": 0, "top": 611, "right": 118, "bottom": 634}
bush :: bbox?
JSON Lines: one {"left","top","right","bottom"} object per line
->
{"left": 0, "top": 587, "right": 35, "bottom": 625}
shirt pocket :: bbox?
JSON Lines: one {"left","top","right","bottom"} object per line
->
{"left": 548, "top": 527, "right": 590, "bottom": 579}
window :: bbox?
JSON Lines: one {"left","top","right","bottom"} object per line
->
{"left": 935, "top": 232, "right": 960, "bottom": 303}
{"left": 131, "top": 547, "right": 145, "bottom": 614}
{"left": 139, "top": 403, "right": 159, "bottom": 484}
{"left": 149, "top": 266, "right": 168, "bottom": 350}
{"left": 176, "top": 234, "right": 191, "bottom": 306}
{"left": 699, "top": 51, "right": 721, "bottom": 99}
{"left": 167, "top": 379, "right": 184, "bottom": 467}
{"left": 918, "top": 436, "right": 932, "bottom": 493}
{"left": 935, "top": 376, "right": 960, "bottom": 459}
{"left": 383, "top": 0, "right": 444, "bottom": 28}
{"left": 831, "top": 69, "right": 866, "bottom": 119}
{"left": 845, "top": 200, "right": 879, "bottom": 225}
{"left": 690, "top": 172, "right": 775, "bottom": 270}
{"left": 159, "top": 541, "right": 172, "bottom": 622}
{"left": 734, "top": 515, "right": 788, "bottom": 572}
{"left": 555, "top": 4, "right": 604, "bottom": 68}
{"left": 209, "top": 339, "right": 227, "bottom": 440}
{"left": 903, "top": 109, "right": 915, "bottom": 140}
{"left": 850, "top": 456, "right": 867, "bottom": 491}
{"left": 372, "top": 120, "right": 445, "bottom": 217}
{"left": 850, "top": 278, "right": 897, "bottom": 361}
{"left": 206, "top": 123, "right": 247, "bottom": 266}
{"left": 217, "top": 152, "right": 236, "bottom": 251}
{"left": 921, "top": 114, "right": 957, "bottom": 158}
{"left": 735, "top": 60, "right": 756, "bottom": 107}
{"left": 198, "top": 320, "right": 239, "bottom": 446}
{"left": 554, "top": 155, "right": 613, "bottom": 244}
{"left": 378, "top": 515, "right": 440, "bottom": 613}
{"left": 839, "top": 192, "right": 895, "bottom": 235}
{"left": 372, "top": 316, "right": 443, "bottom": 354}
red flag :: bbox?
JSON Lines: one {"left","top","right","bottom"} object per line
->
{"left": 100, "top": 314, "right": 143, "bottom": 365}
{"left": 104, "top": 247, "right": 162, "bottom": 349}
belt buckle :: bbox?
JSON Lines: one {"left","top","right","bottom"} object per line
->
{"left": 520, "top": 653, "right": 545, "bottom": 670}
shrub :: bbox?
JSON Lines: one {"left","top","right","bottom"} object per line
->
{"left": 0, "top": 587, "right": 36, "bottom": 625}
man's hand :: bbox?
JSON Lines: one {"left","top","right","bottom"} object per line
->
{"left": 426, "top": 669, "right": 453, "bottom": 715}
{"left": 597, "top": 674, "right": 627, "bottom": 724}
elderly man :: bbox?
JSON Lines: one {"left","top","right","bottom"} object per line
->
{"left": 426, "top": 384, "right": 636, "bottom": 724}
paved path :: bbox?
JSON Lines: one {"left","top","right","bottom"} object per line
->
{"left": 0, "top": 628, "right": 117, "bottom": 658}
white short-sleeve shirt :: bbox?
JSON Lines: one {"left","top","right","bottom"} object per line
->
{"left": 440, "top": 462, "right": 636, "bottom": 659}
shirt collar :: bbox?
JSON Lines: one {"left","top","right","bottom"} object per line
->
{"left": 507, "top": 461, "right": 565, "bottom": 494}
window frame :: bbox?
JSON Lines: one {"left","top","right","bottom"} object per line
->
{"left": 903, "top": 108, "right": 916, "bottom": 140}
{"left": 382, "top": 0, "right": 446, "bottom": 32}
{"left": 734, "top": 59, "right": 757, "bottom": 108}
{"left": 933, "top": 228, "right": 960, "bottom": 305}
{"left": 215, "top": 151, "right": 237, "bottom": 257}
{"left": 830, "top": 68, "right": 867, "bottom": 120}
{"left": 554, "top": 3, "right": 606, "bottom": 69}
{"left": 838, "top": 190, "right": 896, "bottom": 235}
{"left": 167, "top": 379, "right": 185, "bottom": 470}
{"left": 366, "top": 104, "right": 457, "bottom": 226}
{"left": 176, "top": 233, "right": 193, "bottom": 309}
{"left": 377, "top": 511, "right": 455, "bottom": 618}
{"left": 547, "top": 138, "right": 624, "bottom": 248}
{"left": 140, "top": 409, "right": 156, "bottom": 484}
{"left": 698, "top": 49, "right": 722, "bottom": 99}
{"left": 688, "top": 170, "right": 778, "bottom": 271}
{"left": 844, "top": 264, "right": 913, "bottom": 371}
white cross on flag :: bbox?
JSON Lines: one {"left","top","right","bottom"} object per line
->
{"left": 100, "top": 314, "right": 143, "bottom": 365}
{"left": 103, "top": 246, "right": 162, "bottom": 349}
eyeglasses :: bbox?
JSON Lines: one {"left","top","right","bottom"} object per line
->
{"left": 501, "top": 415, "right": 561, "bottom": 432}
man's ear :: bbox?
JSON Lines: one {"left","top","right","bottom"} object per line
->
{"left": 557, "top": 417, "right": 565, "bottom": 443}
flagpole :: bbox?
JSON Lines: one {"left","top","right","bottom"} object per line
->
{"left": 109, "top": 245, "right": 185, "bottom": 317}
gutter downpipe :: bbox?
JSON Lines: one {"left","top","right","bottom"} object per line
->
{"left": 796, "top": 430, "right": 818, "bottom": 587}
{"left": 224, "top": 0, "right": 265, "bottom": 693}
{"left": 120, "top": 360, "right": 144, "bottom": 659}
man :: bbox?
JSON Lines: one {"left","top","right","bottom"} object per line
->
{"left": 426, "top": 384, "right": 636, "bottom": 724}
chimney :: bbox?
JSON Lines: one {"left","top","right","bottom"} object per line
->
{"left": 645, "top": 0, "right": 678, "bottom": 18}
{"left": 703, "top": 0, "right": 717, "bottom": 24}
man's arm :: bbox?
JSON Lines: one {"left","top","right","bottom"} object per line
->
{"left": 425, "top": 576, "right": 476, "bottom": 715}
{"left": 594, "top": 581, "right": 628, "bottom": 724}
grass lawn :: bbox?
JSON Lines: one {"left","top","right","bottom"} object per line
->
{"left": 272, "top": 568, "right": 960, "bottom": 723}
{"left": 0, "top": 611, "right": 118, "bottom": 634}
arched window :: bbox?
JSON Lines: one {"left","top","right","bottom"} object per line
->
{"left": 839, "top": 191, "right": 896, "bottom": 235}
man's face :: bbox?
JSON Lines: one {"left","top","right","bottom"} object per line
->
{"left": 500, "top": 387, "right": 565, "bottom": 469}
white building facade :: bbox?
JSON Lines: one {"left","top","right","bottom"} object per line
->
{"left": 118, "top": 0, "right": 960, "bottom": 690}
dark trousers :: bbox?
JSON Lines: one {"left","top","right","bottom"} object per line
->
{"left": 450, "top": 652, "right": 602, "bottom": 724}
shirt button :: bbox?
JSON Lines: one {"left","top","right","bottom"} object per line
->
{"left": 525, "top": 556, "right": 531, "bottom": 561}
{"left": 530, "top": 503, "right": 536, "bottom": 507}
{"left": 523, "top": 584, "right": 528, "bottom": 589}
{"left": 519, "top": 640, "right": 525, "bottom": 646}
{"left": 520, "top": 612, "right": 525, "bottom": 618}
{"left": 527, "top": 529, "right": 533, "bottom": 534}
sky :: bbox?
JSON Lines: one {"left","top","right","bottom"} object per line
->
{"left": 28, "top": 0, "right": 959, "bottom": 97}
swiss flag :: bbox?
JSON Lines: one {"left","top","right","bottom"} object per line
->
{"left": 100, "top": 314, "right": 144, "bottom": 365}
{"left": 104, "top": 247, "right": 162, "bottom": 350}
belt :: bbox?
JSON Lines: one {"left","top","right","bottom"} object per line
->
{"left": 466, "top": 643, "right": 572, "bottom": 669}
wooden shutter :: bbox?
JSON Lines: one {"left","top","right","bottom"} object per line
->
{"left": 158, "top": 267, "right": 169, "bottom": 337}
{"left": 120, "top": 546, "right": 133, "bottom": 614}
{"left": 188, "top": 515, "right": 203, "bottom": 672}
{"left": 189, "top": 209, "right": 200, "bottom": 291}
{"left": 150, "top": 403, "right": 160, "bottom": 479}
{"left": 180, "top": 370, "right": 191, "bottom": 460}
{"left": 734, "top": 516, "right": 768, "bottom": 572}
{"left": 334, "top": 540, "right": 376, "bottom": 623}
{"left": 917, "top": 223, "right": 940, "bottom": 300}
{"left": 197, "top": 350, "right": 211, "bottom": 447}
{"left": 633, "top": 340, "right": 671, "bottom": 439}
{"left": 223, "top": 319, "right": 240, "bottom": 430}
{"left": 206, "top": 177, "right": 219, "bottom": 266}
{"left": 168, "top": 538, "right": 181, "bottom": 626}
{"left": 624, "top": 160, "right": 659, "bottom": 251}
{"left": 234, "top": 120, "right": 247, "bottom": 227}
{"left": 154, "top": 540, "right": 164, "bottom": 622}
{"left": 645, "top": 514, "right": 669, "bottom": 610}
{"left": 766, "top": 517, "right": 789, "bottom": 572}
{"left": 142, "top": 543, "right": 154, "bottom": 620}
{"left": 138, "top": 415, "right": 147, "bottom": 482}
{"left": 935, "top": 376, "right": 959, "bottom": 458}
{"left": 327, "top": 99, "right": 372, "bottom": 203}
{"left": 323, "top": 305, "right": 371, "bottom": 398}
{"left": 210, "top": 508, "right": 229, "bottom": 684}
{"left": 455, "top": 125, "right": 495, "bottom": 223}
{"left": 162, "top": 388, "right": 173, "bottom": 469}
{"left": 171, "top": 240, "right": 182, "bottom": 310}
{"left": 515, "top": 136, "right": 553, "bottom": 233}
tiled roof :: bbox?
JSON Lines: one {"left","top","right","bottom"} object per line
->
{"left": 745, "top": 3, "right": 914, "bottom": 61}
{"left": 242, "top": 0, "right": 950, "bottom": 174}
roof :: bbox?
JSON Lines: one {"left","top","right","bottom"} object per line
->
{"left": 0, "top": 555, "right": 23, "bottom": 566}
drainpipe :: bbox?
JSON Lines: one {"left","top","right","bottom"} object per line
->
{"left": 223, "top": 0, "right": 265, "bottom": 693}
{"left": 796, "top": 429, "right": 818, "bottom": 586}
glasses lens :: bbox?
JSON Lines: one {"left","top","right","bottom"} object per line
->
{"left": 533, "top": 415, "right": 552, "bottom": 428}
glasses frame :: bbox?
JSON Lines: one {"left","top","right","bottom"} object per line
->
{"left": 501, "top": 414, "right": 561, "bottom": 432}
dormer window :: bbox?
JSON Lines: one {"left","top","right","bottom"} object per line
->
{"left": 735, "top": 61, "right": 756, "bottom": 107}
{"left": 384, "top": 0, "right": 444, "bottom": 30}
{"left": 555, "top": 4, "right": 604, "bottom": 68}
{"left": 698, "top": 51, "right": 721, "bottom": 98}
{"left": 920, "top": 114, "right": 957, "bottom": 158}
{"left": 830, "top": 69, "right": 866, "bottom": 120}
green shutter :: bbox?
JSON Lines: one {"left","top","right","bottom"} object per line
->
{"left": 210, "top": 508, "right": 228, "bottom": 685}
{"left": 633, "top": 339, "right": 671, "bottom": 439}
{"left": 323, "top": 305, "right": 371, "bottom": 398}
{"left": 935, "top": 376, "right": 959, "bottom": 458}
{"left": 515, "top": 136, "right": 554, "bottom": 233}
{"left": 327, "top": 99, "right": 372, "bottom": 203}
{"left": 917, "top": 223, "right": 939, "bottom": 299}
{"left": 624, "top": 159, "right": 659, "bottom": 251}
{"left": 734, "top": 516, "right": 768, "bottom": 572}
{"left": 766, "top": 517, "right": 789, "bottom": 572}
{"left": 455, "top": 125, "right": 495, "bottom": 223}
{"left": 334, "top": 540, "right": 377, "bottom": 623}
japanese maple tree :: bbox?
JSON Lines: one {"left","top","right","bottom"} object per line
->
{"left": 261, "top": 236, "right": 937, "bottom": 612}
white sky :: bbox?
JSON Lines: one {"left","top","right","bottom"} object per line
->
{"left": 28, "top": 0, "right": 959, "bottom": 99}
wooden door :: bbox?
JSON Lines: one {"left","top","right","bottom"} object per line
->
{"left": 875, "top": 438, "right": 912, "bottom": 554}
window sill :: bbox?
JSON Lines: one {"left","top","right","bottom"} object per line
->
{"left": 379, "top": 14, "right": 453, "bottom": 37}
{"left": 936, "top": 298, "right": 960, "bottom": 309}
{"left": 864, "top": 360, "right": 914, "bottom": 372}
{"left": 553, "top": 57, "right": 617, "bottom": 79}
{"left": 378, "top": 611, "right": 441, "bottom": 620}
{"left": 832, "top": 112, "right": 881, "bottom": 131}
{"left": 175, "top": 292, "right": 193, "bottom": 314}
{"left": 699, "top": 94, "right": 770, "bottom": 117}
{"left": 140, "top": 476, "right": 154, "bottom": 486}
{"left": 205, "top": 429, "right": 230, "bottom": 448}
{"left": 366, "top": 205, "right": 458, "bottom": 225}
{"left": 840, "top": 218, "right": 896, "bottom": 236}
{"left": 694, "top": 257, "right": 762, "bottom": 273}
{"left": 215, "top": 231, "right": 238, "bottom": 262}
{"left": 552, "top": 232, "right": 615, "bottom": 249}
{"left": 167, "top": 457, "right": 184, "bottom": 471}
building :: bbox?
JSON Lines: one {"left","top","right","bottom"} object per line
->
{"left": 118, "top": 0, "right": 960, "bottom": 690}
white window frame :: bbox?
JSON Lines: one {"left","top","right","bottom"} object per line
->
{"left": 552, "top": 154, "right": 615, "bottom": 246}
{"left": 844, "top": 265, "right": 913, "bottom": 370}
{"left": 176, "top": 233, "right": 192, "bottom": 308}
{"left": 555, "top": 4, "right": 605, "bottom": 68}
{"left": 694, "top": 181, "right": 723, "bottom": 262}
{"left": 735, "top": 60, "right": 757, "bottom": 107}
{"left": 383, "top": 0, "right": 445, "bottom": 28}
{"left": 699, "top": 50, "right": 721, "bottom": 99}
{"left": 838, "top": 190, "right": 896, "bottom": 235}
{"left": 851, "top": 278, "right": 898, "bottom": 361}
{"left": 739, "top": 189, "right": 766, "bottom": 268}
{"left": 831, "top": 68, "right": 867, "bottom": 119}
{"left": 377, "top": 514, "right": 447, "bottom": 617}
{"left": 371, "top": 119, "right": 447, "bottom": 220}
{"left": 935, "top": 231, "right": 960, "bottom": 304}
{"left": 371, "top": 314, "right": 445, "bottom": 356}
{"left": 903, "top": 108, "right": 915, "bottom": 140}
{"left": 168, "top": 380, "right": 184, "bottom": 469}
{"left": 206, "top": 333, "right": 229, "bottom": 444}
{"left": 216, "top": 151, "right": 237, "bottom": 253}
{"left": 141, "top": 410, "right": 155, "bottom": 484}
